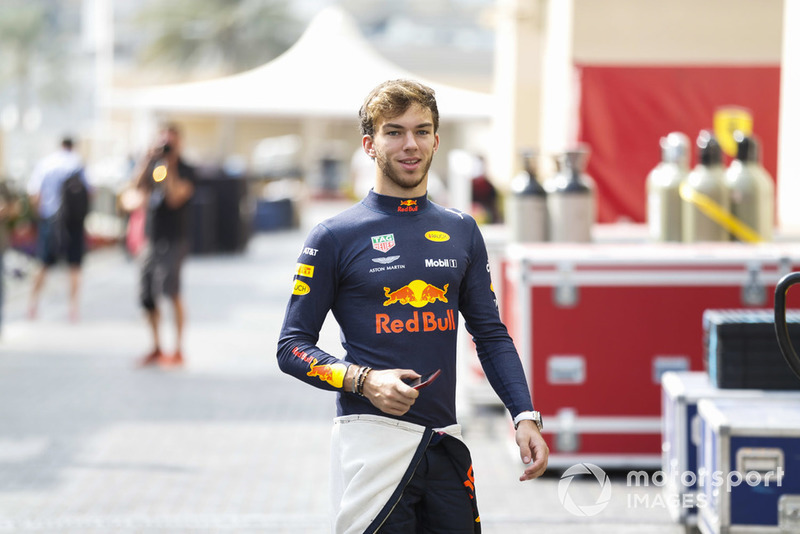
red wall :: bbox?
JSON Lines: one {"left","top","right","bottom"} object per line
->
{"left": 577, "top": 65, "right": 781, "bottom": 223}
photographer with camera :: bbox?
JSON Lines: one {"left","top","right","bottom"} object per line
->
{"left": 132, "top": 123, "right": 196, "bottom": 368}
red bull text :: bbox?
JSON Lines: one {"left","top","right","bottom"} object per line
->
{"left": 375, "top": 309, "right": 456, "bottom": 334}
{"left": 398, "top": 199, "right": 418, "bottom": 212}
{"left": 292, "top": 346, "right": 314, "bottom": 365}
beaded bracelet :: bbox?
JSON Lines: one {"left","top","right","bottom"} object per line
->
{"left": 356, "top": 367, "right": 373, "bottom": 396}
{"left": 354, "top": 366, "right": 366, "bottom": 395}
{"left": 352, "top": 365, "right": 367, "bottom": 394}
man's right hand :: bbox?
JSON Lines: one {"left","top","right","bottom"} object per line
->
{"left": 362, "top": 368, "right": 420, "bottom": 416}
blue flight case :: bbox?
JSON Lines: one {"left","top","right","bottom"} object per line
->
{"left": 696, "top": 397, "right": 800, "bottom": 533}
{"left": 661, "top": 372, "right": 800, "bottom": 527}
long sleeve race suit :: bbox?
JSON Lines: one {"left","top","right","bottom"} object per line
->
{"left": 276, "top": 190, "right": 532, "bottom": 428}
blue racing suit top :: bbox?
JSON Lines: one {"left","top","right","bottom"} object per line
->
{"left": 277, "top": 190, "right": 533, "bottom": 428}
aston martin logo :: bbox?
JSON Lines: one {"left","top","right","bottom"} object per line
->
{"left": 372, "top": 255, "right": 400, "bottom": 265}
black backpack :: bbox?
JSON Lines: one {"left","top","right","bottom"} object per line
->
{"left": 59, "top": 169, "right": 89, "bottom": 226}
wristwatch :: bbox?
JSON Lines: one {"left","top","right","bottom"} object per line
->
{"left": 514, "top": 410, "right": 543, "bottom": 431}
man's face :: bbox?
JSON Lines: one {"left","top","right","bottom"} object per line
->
{"left": 363, "top": 103, "right": 439, "bottom": 196}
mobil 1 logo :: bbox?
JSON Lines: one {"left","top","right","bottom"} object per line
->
{"left": 425, "top": 258, "right": 457, "bottom": 269}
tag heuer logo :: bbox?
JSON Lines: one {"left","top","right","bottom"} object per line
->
{"left": 372, "top": 234, "right": 396, "bottom": 253}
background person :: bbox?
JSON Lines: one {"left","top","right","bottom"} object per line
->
{"left": 132, "top": 123, "right": 196, "bottom": 368}
{"left": 470, "top": 155, "right": 500, "bottom": 224}
{"left": 277, "top": 79, "right": 548, "bottom": 533}
{"left": 26, "top": 136, "right": 90, "bottom": 322}
{"left": 0, "top": 179, "right": 21, "bottom": 336}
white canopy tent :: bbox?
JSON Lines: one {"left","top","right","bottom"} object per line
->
{"left": 111, "top": 6, "right": 495, "bottom": 121}
{"left": 109, "top": 6, "right": 493, "bottom": 201}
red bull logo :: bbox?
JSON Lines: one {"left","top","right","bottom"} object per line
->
{"left": 307, "top": 363, "right": 333, "bottom": 381}
{"left": 398, "top": 199, "right": 418, "bottom": 212}
{"left": 306, "top": 359, "right": 346, "bottom": 388}
{"left": 384, "top": 285, "right": 416, "bottom": 305}
{"left": 379, "top": 280, "right": 454, "bottom": 334}
{"left": 383, "top": 280, "right": 448, "bottom": 307}
{"left": 421, "top": 283, "right": 448, "bottom": 303}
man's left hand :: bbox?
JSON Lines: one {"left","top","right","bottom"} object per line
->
{"left": 515, "top": 421, "right": 549, "bottom": 481}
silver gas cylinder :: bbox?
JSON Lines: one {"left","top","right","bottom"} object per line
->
{"left": 725, "top": 132, "right": 774, "bottom": 242}
{"left": 506, "top": 149, "right": 548, "bottom": 242}
{"left": 544, "top": 147, "right": 595, "bottom": 243}
{"left": 681, "top": 131, "right": 729, "bottom": 242}
{"left": 646, "top": 132, "right": 689, "bottom": 242}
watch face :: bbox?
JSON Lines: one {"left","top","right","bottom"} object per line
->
{"left": 532, "top": 411, "right": 543, "bottom": 430}
{"left": 515, "top": 411, "right": 543, "bottom": 430}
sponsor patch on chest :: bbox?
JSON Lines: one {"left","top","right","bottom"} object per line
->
{"left": 371, "top": 233, "right": 396, "bottom": 252}
{"left": 425, "top": 258, "right": 457, "bottom": 268}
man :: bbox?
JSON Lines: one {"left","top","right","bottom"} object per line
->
{"left": 133, "top": 124, "right": 195, "bottom": 368}
{"left": 0, "top": 179, "right": 21, "bottom": 335}
{"left": 27, "top": 136, "right": 91, "bottom": 322}
{"left": 470, "top": 155, "right": 500, "bottom": 224}
{"left": 277, "top": 79, "right": 548, "bottom": 533}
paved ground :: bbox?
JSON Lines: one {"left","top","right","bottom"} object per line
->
{"left": 0, "top": 201, "right": 688, "bottom": 533}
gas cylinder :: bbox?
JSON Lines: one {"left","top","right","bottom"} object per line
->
{"left": 646, "top": 132, "right": 689, "bottom": 242}
{"left": 725, "top": 132, "right": 774, "bottom": 242}
{"left": 544, "top": 147, "right": 595, "bottom": 242}
{"left": 681, "top": 131, "right": 729, "bottom": 242}
{"left": 506, "top": 149, "right": 548, "bottom": 242}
